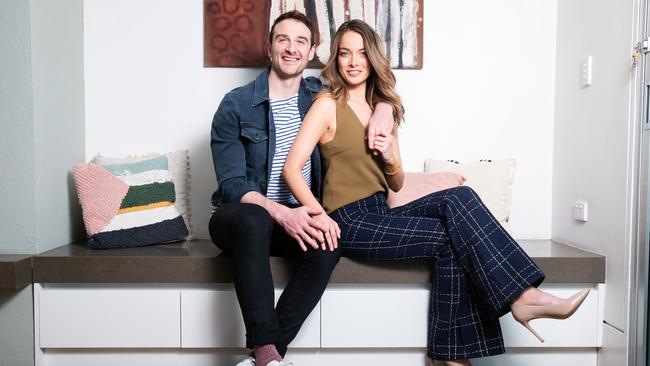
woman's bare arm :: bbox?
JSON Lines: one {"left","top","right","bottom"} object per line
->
{"left": 284, "top": 96, "right": 340, "bottom": 250}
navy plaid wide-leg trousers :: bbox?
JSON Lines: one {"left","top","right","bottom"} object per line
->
{"left": 329, "top": 186, "right": 545, "bottom": 361}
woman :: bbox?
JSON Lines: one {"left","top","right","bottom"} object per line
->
{"left": 284, "top": 19, "right": 588, "bottom": 365}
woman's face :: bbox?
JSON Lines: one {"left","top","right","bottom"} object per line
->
{"left": 337, "top": 31, "right": 371, "bottom": 88}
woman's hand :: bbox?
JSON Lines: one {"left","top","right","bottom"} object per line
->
{"left": 374, "top": 129, "right": 404, "bottom": 192}
{"left": 275, "top": 205, "right": 327, "bottom": 252}
{"left": 372, "top": 131, "right": 396, "bottom": 164}
{"left": 312, "top": 211, "right": 341, "bottom": 251}
{"left": 367, "top": 102, "right": 395, "bottom": 154}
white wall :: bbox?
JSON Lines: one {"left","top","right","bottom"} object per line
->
{"left": 0, "top": 0, "right": 37, "bottom": 360}
{"left": 0, "top": 0, "right": 85, "bottom": 255}
{"left": 0, "top": 288, "right": 34, "bottom": 366}
{"left": 0, "top": 0, "right": 84, "bottom": 365}
{"left": 32, "top": 0, "right": 86, "bottom": 253}
{"left": 84, "top": 0, "right": 558, "bottom": 240}
{"left": 0, "top": 0, "right": 37, "bottom": 254}
{"left": 552, "top": 0, "right": 636, "bottom": 363}
{"left": 553, "top": 0, "right": 636, "bottom": 329}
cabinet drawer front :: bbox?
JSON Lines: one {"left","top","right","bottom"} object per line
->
{"left": 499, "top": 285, "right": 600, "bottom": 347}
{"left": 321, "top": 285, "right": 599, "bottom": 348}
{"left": 39, "top": 286, "right": 180, "bottom": 348}
{"left": 321, "top": 286, "right": 429, "bottom": 347}
{"left": 181, "top": 287, "right": 320, "bottom": 348}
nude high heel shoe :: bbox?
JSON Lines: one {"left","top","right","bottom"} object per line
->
{"left": 510, "top": 288, "right": 590, "bottom": 343}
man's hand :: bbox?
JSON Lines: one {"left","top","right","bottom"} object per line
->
{"left": 367, "top": 102, "right": 395, "bottom": 154}
{"left": 240, "top": 192, "right": 329, "bottom": 252}
{"left": 276, "top": 205, "right": 328, "bottom": 252}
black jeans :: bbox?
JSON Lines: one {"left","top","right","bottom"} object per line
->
{"left": 209, "top": 203, "right": 341, "bottom": 356}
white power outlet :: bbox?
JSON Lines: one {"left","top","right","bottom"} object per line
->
{"left": 573, "top": 201, "right": 588, "bottom": 222}
{"left": 581, "top": 56, "right": 592, "bottom": 86}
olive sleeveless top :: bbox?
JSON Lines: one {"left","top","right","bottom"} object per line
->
{"left": 319, "top": 102, "right": 388, "bottom": 213}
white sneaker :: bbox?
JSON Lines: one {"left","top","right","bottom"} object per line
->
{"left": 265, "top": 361, "right": 293, "bottom": 366}
{"left": 235, "top": 356, "right": 256, "bottom": 366}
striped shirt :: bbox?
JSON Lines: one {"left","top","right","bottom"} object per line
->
{"left": 267, "top": 94, "right": 312, "bottom": 205}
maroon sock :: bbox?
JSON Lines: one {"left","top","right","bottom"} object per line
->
{"left": 254, "top": 344, "right": 282, "bottom": 366}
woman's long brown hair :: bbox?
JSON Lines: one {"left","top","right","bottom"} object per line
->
{"left": 320, "top": 19, "right": 404, "bottom": 126}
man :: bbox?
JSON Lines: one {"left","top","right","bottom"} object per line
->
{"left": 209, "top": 11, "right": 393, "bottom": 366}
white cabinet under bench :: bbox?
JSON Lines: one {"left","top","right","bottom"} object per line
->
{"left": 32, "top": 240, "right": 605, "bottom": 366}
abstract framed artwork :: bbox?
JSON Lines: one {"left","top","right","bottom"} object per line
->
{"left": 204, "top": 0, "right": 423, "bottom": 69}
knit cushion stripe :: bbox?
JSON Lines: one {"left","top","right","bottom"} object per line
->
{"left": 119, "top": 181, "right": 176, "bottom": 209}
{"left": 88, "top": 216, "right": 188, "bottom": 249}
{"left": 117, "top": 201, "right": 173, "bottom": 214}
{"left": 102, "top": 155, "right": 168, "bottom": 176}
{"left": 103, "top": 204, "right": 182, "bottom": 232}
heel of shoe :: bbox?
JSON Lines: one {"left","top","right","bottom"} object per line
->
{"left": 511, "top": 301, "right": 545, "bottom": 343}
{"left": 521, "top": 320, "right": 545, "bottom": 343}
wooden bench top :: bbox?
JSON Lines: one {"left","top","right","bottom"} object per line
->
{"left": 0, "top": 255, "right": 32, "bottom": 289}
{"left": 27, "top": 239, "right": 605, "bottom": 285}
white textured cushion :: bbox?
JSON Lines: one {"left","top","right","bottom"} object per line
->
{"left": 92, "top": 150, "right": 194, "bottom": 240}
{"left": 424, "top": 159, "right": 516, "bottom": 232}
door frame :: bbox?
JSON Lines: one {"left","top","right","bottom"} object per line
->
{"left": 629, "top": 0, "right": 650, "bottom": 364}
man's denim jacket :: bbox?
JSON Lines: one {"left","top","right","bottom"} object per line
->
{"left": 210, "top": 67, "right": 322, "bottom": 208}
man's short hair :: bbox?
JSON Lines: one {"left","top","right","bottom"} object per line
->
{"left": 269, "top": 10, "right": 316, "bottom": 46}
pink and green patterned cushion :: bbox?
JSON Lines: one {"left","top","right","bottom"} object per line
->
{"left": 73, "top": 155, "right": 188, "bottom": 249}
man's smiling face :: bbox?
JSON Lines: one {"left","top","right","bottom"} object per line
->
{"left": 268, "top": 19, "right": 315, "bottom": 79}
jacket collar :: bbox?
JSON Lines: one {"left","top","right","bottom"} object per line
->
{"left": 252, "top": 67, "right": 319, "bottom": 107}
{"left": 252, "top": 67, "right": 271, "bottom": 107}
